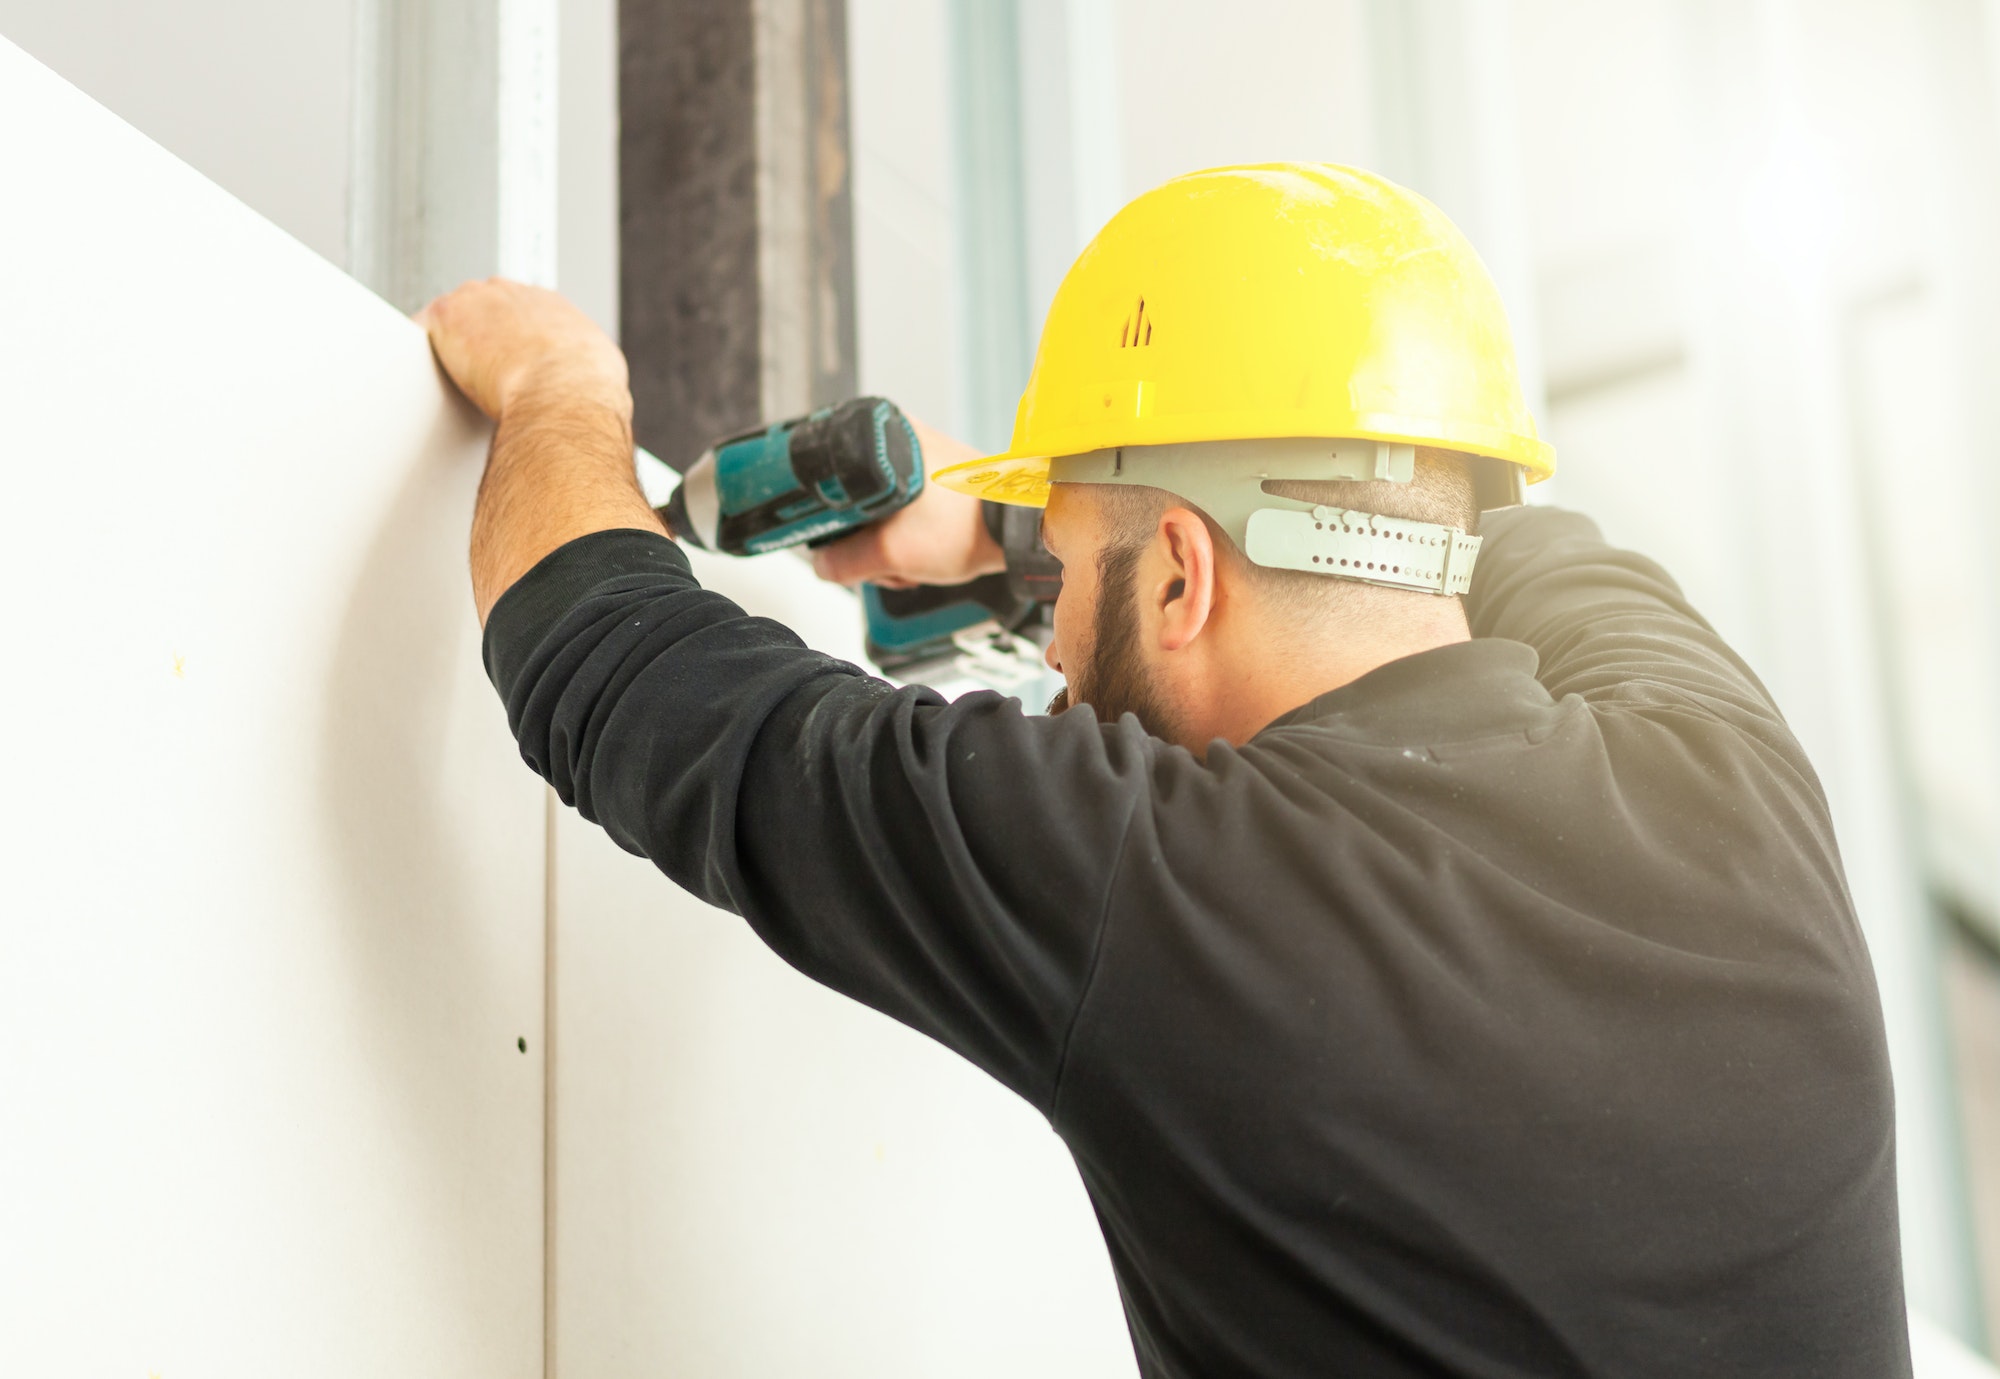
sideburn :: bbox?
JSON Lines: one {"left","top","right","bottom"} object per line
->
{"left": 1052, "top": 538, "right": 1183, "bottom": 739}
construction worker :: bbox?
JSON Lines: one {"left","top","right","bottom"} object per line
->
{"left": 420, "top": 164, "right": 1907, "bottom": 1377}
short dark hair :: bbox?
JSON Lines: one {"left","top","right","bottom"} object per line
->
{"left": 1091, "top": 447, "right": 1480, "bottom": 625}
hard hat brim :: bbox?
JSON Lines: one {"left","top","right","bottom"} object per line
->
{"left": 935, "top": 421, "right": 1555, "bottom": 509}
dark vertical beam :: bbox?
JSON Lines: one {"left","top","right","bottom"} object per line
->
{"left": 619, "top": 0, "right": 855, "bottom": 469}
{"left": 618, "top": 0, "right": 759, "bottom": 465}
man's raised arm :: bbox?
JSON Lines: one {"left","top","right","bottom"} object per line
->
{"left": 418, "top": 278, "right": 665, "bottom": 623}
{"left": 1466, "top": 504, "right": 1784, "bottom": 726}
{"left": 414, "top": 277, "right": 1144, "bottom": 1113}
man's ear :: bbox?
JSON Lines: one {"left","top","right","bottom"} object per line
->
{"left": 1153, "top": 507, "right": 1218, "bottom": 652}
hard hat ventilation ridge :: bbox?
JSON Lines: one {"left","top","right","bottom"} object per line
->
{"left": 1120, "top": 297, "right": 1153, "bottom": 348}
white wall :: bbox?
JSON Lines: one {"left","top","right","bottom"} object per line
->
{"left": 0, "top": 0, "right": 354, "bottom": 266}
{"left": 851, "top": 0, "right": 967, "bottom": 436}
{"left": 0, "top": 36, "right": 545, "bottom": 1377}
{"left": 1109, "top": 0, "right": 1373, "bottom": 198}
{"left": 557, "top": 0, "right": 618, "bottom": 335}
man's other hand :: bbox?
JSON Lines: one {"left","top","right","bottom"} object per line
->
{"left": 809, "top": 418, "right": 1006, "bottom": 589}
{"left": 417, "top": 278, "right": 630, "bottom": 421}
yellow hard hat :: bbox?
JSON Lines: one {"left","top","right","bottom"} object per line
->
{"left": 934, "top": 162, "right": 1553, "bottom": 510}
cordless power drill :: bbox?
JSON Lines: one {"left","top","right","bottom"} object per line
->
{"left": 652, "top": 396, "right": 1055, "bottom": 683}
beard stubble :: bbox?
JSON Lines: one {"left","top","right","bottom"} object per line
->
{"left": 1045, "top": 541, "right": 1182, "bottom": 740}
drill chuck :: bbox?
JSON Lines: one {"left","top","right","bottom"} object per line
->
{"left": 659, "top": 461, "right": 721, "bottom": 550}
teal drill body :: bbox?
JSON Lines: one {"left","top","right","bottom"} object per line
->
{"left": 660, "top": 397, "right": 923, "bottom": 556}
{"left": 656, "top": 397, "right": 1033, "bottom": 677}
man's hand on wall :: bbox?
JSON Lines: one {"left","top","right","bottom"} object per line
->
{"left": 419, "top": 278, "right": 662, "bottom": 625}
{"left": 418, "top": 278, "right": 630, "bottom": 422}
{"left": 809, "top": 418, "right": 1006, "bottom": 589}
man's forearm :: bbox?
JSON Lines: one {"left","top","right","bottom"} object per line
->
{"left": 471, "top": 368, "right": 666, "bottom": 624}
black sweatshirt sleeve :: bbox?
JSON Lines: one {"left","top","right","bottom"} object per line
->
{"left": 481, "top": 529, "right": 1148, "bottom": 1111}
{"left": 1466, "top": 506, "right": 1789, "bottom": 731}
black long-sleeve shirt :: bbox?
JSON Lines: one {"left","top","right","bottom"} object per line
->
{"left": 484, "top": 505, "right": 1909, "bottom": 1378}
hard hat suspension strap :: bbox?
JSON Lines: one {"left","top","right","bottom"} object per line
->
{"left": 1048, "top": 439, "right": 1480, "bottom": 596}
{"left": 1244, "top": 506, "right": 1481, "bottom": 595}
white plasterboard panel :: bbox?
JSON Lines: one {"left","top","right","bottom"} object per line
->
{"left": 549, "top": 548, "right": 1136, "bottom": 1377}
{"left": 0, "top": 36, "right": 544, "bottom": 1379}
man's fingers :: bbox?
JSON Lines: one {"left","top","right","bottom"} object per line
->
{"left": 808, "top": 466, "right": 1002, "bottom": 589}
{"left": 409, "top": 278, "right": 631, "bottom": 426}
{"left": 811, "top": 527, "right": 894, "bottom": 587}
{"left": 802, "top": 424, "right": 995, "bottom": 589}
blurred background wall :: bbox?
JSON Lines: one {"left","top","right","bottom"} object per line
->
{"left": 4, "top": 0, "right": 1997, "bottom": 1361}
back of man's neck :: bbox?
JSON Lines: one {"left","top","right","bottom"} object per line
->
{"left": 1217, "top": 601, "right": 1472, "bottom": 748}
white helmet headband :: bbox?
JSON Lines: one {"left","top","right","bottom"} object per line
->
{"left": 1047, "top": 438, "right": 1482, "bottom": 597}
